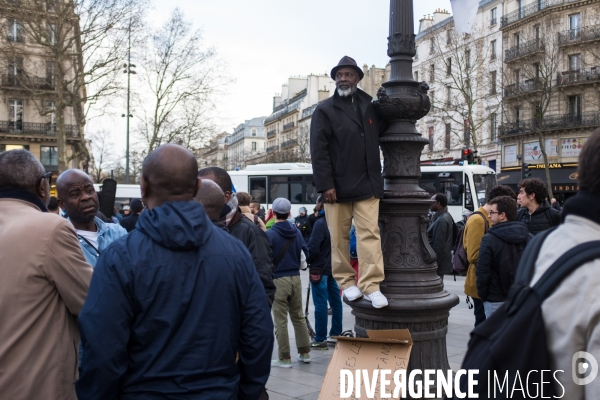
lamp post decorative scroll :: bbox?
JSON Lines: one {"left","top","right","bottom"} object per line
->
{"left": 345, "top": 1, "right": 460, "bottom": 395}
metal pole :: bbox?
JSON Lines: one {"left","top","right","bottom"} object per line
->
{"left": 345, "top": 1, "right": 459, "bottom": 396}
{"left": 125, "top": 21, "right": 131, "bottom": 184}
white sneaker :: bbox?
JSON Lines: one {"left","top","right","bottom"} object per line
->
{"left": 343, "top": 285, "right": 363, "bottom": 301}
{"left": 363, "top": 291, "right": 389, "bottom": 308}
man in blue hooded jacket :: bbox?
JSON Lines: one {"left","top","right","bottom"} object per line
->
{"left": 76, "top": 144, "right": 273, "bottom": 400}
{"left": 267, "top": 197, "right": 311, "bottom": 368}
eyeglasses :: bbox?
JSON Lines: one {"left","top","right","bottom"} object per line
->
{"left": 488, "top": 211, "right": 500, "bottom": 215}
{"left": 36, "top": 171, "right": 52, "bottom": 187}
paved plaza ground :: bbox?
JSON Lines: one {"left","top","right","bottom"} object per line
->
{"left": 266, "top": 271, "right": 473, "bottom": 400}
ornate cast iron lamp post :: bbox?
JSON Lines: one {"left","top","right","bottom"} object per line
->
{"left": 347, "top": 0, "right": 460, "bottom": 392}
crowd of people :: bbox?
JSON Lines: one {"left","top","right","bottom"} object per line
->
{"left": 1, "top": 54, "right": 598, "bottom": 400}
{"left": 0, "top": 143, "right": 357, "bottom": 399}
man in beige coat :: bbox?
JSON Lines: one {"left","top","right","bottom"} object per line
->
{"left": 0, "top": 149, "right": 93, "bottom": 400}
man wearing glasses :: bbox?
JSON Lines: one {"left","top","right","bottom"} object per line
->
{"left": 0, "top": 149, "right": 92, "bottom": 400}
{"left": 476, "top": 195, "right": 531, "bottom": 318}
{"left": 462, "top": 185, "right": 515, "bottom": 326}
{"left": 310, "top": 56, "right": 388, "bottom": 308}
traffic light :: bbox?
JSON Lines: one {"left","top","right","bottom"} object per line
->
{"left": 462, "top": 149, "right": 474, "bottom": 164}
{"left": 522, "top": 163, "right": 531, "bottom": 180}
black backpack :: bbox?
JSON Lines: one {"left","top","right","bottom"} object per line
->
{"left": 454, "top": 228, "right": 600, "bottom": 399}
{"left": 452, "top": 211, "right": 488, "bottom": 275}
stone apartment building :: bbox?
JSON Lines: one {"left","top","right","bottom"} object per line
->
{"left": 226, "top": 116, "right": 266, "bottom": 170}
{"left": 262, "top": 74, "right": 334, "bottom": 163}
{"left": 0, "top": 0, "right": 87, "bottom": 193}
{"left": 200, "top": 132, "right": 229, "bottom": 170}
{"left": 261, "top": 65, "right": 388, "bottom": 164}
{"left": 413, "top": 2, "right": 503, "bottom": 171}
{"left": 497, "top": 0, "right": 600, "bottom": 201}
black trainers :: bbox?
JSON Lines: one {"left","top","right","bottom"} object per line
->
{"left": 310, "top": 340, "right": 328, "bottom": 350}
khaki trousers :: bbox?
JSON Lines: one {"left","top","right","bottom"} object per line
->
{"left": 272, "top": 276, "right": 311, "bottom": 360}
{"left": 324, "top": 197, "right": 384, "bottom": 295}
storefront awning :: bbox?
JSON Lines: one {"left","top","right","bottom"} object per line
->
{"left": 497, "top": 166, "right": 579, "bottom": 192}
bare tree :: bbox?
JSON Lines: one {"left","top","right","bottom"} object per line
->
{"left": 110, "top": 148, "right": 144, "bottom": 184}
{"left": 88, "top": 129, "right": 115, "bottom": 182}
{"left": 430, "top": 25, "right": 502, "bottom": 153}
{"left": 136, "top": 8, "right": 228, "bottom": 154}
{"left": 0, "top": 0, "right": 147, "bottom": 172}
{"left": 297, "top": 124, "right": 311, "bottom": 163}
{"left": 583, "top": 8, "right": 600, "bottom": 66}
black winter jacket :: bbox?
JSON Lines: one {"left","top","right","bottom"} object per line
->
{"left": 228, "top": 210, "right": 276, "bottom": 306}
{"left": 306, "top": 212, "right": 332, "bottom": 276}
{"left": 119, "top": 213, "right": 139, "bottom": 232}
{"left": 294, "top": 214, "right": 312, "bottom": 240}
{"left": 476, "top": 221, "right": 532, "bottom": 302}
{"left": 310, "top": 89, "right": 384, "bottom": 202}
{"left": 517, "top": 201, "right": 561, "bottom": 236}
{"left": 427, "top": 207, "right": 454, "bottom": 275}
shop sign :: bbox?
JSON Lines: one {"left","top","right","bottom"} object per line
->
{"left": 553, "top": 184, "right": 580, "bottom": 193}
{"left": 504, "top": 145, "right": 517, "bottom": 163}
{"left": 561, "top": 138, "right": 586, "bottom": 158}
{"left": 524, "top": 141, "right": 558, "bottom": 162}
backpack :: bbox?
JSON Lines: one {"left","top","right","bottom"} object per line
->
{"left": 452, "top": 211, "right": 488, "bottom": 275}
{"left": 454, "top": 228, "right": 600, "bottom": 399}
{"left": 451, "top": 220, "right": 459, "bottom": 248}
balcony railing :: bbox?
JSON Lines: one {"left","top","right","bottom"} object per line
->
{"left": 7, "top": 34, "right": 25, "bottom": 43}
{"left": 267, "top": 129, "right": 276, "bottom": 139}
{"left": 281, "top": 139, "right": 297, "bottom": 149}
{"left": 501, "top": 0, "right": 578, "bottom": 28}
{"left": 0, "top": 121, "right": 79, "bottom": 137}
{"left": 504, "top": 39, "right": 544, "bottom": 62}
{"left": 499, "top": 111, "right": 600, "bottom": 137}
{"left": 1, "top": 74, "right": 55, "bottom": 90}
{"left": 266, "top": 145, "right": 278, "bottom": 153}
{"left": 503, "top": 79, "right": 544, "bottom": 98}
{"left": 557, "top": 68, "right": 600, "bottom": 87}
{"left": 282, "top": 122, "right": 295, "bottom": 132}
{"left": 558, "top": 25, "right": 600, "bottom": 45}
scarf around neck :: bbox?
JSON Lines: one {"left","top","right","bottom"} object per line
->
{"left": 0, "top": 188, "right": 48, "bottom": 212}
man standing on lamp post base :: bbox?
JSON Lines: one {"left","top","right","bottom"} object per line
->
{"left": 310, "top": 56, "right": 387, "bottom": 308}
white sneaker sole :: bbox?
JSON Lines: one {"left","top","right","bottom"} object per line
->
{"left": 343, "top": 287, "right": 363, "bottom": 301}
{"left": 363, "top": 295, "right": 388, "bottom": 309}
{"left": 271, "top": 362, "right": 292, "bottom": 369}
{"left": 297, "top": 356, "right": 311, "bottom": 364}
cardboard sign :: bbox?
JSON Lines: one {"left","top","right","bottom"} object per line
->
{"left": 319, "top": 329, "right": 413, "bottom": 400}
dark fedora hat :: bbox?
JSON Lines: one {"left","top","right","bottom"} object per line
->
{"left": 330, "top": 56, "right": 364, "bottom": 80}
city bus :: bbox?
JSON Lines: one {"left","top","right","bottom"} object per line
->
{"left": 229, "top": 163, "right": 316, "bottom": 216}
{"left": 229, "top": 162, "right": 497, "bottom": 221}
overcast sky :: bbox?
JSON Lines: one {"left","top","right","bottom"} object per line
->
{"left": 103, "top": 0, "right": 451, "bottom": 153}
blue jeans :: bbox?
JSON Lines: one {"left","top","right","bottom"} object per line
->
{"left": 311, "top": 274, "right": 343, "bottom": 342}
{"left": 483, "top": 301, "right": 504, "bottom": 319}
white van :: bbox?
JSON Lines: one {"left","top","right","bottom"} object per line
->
{"left": 419, "top": 164, "right": 497, "bottom": 222}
